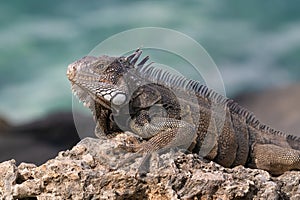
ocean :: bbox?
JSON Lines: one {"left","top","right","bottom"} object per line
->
{"left": 1, "top": 0, "right": 300, "bottom": 124}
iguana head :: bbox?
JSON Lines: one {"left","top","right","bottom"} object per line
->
{"left": 67, "top": 49, "right": 149, "bottom": 110}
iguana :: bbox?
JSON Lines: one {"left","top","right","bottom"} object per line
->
{"left": 67, "top": 49, "right": 300, "bottom": 175}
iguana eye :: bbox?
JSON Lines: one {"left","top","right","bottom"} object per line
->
{"left": 117, "top": 57, "right": 126, "bottom": 63}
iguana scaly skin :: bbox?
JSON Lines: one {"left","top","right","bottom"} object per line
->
{"left": 67, "top": 49, "right": 300, "bottom": 175}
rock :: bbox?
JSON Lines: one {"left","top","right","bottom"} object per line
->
{"left": 0, "top": 160, "right": 17, "bottom": 200}
{"left": 0, "top": 134, "right": 299, "bottom": 199}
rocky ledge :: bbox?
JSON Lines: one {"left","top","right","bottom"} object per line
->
{"left": 1, "top": 134, "right": 300, "bottom": 200}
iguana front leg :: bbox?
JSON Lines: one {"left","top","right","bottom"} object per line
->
{"left": 116, "top": 113, "right": 196, "bottom": 173}
{"left": 128, "top": 112, "right": 197, "bottom": 154}
{"left": 94, "top": 103, "right": 122, "bottom": 138}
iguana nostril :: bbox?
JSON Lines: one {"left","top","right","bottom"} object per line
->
{"left": 67, "top": 63, "right": 77, "bottom": 81}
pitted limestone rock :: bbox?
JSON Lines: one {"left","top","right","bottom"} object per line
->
{"left": 0, "top": 136, "right": 299, "bottom": 199}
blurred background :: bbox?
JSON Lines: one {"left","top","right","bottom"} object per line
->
{"left": 1, "top": 0, "right": 300, "bottom": 165}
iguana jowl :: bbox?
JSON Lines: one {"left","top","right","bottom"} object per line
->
{"left": 67, "top": 49, "right": 300, "bottom": 175}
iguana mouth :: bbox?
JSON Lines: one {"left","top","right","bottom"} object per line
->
{"left": 66, "top": 63, "right": 76, "bottom": 82}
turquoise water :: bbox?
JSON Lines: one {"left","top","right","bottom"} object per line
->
{"left": 1, "top": 0, "right": 300, "bottom": 123}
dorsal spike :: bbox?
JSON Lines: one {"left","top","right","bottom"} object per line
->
{"left": 139, "top": 63, "right": 153, "bottom": 74}
{"left": 210, "top": 91, "right": 218, "bottom": 100}
{"left": 179, "top": 77, "right": 188, "bottom": 88}
{"left": 203, "top": 88, "right": 210, "bottom": 98}
{"left": 152, "top": 68, "right": 159, "bottom": 77}
{"left": 186, "top": 80, "right": 195, "bottom": 91}
{"left": 155, "top": 68, "right": 163, "bottom": 81}
{"left": 137, "top": 56, "right": 149, "bottom": 67}
{"left": 172, "top": 76, "right": 180, "bottom": 86}
{"left": 142, "top": 66, "right": 155, "bottom": 76}
{"left": 126, "top": 53, "right": 136, "bottom": 62}
{"left": 193, "top": 82, "right": 199, "bottom": 91}
{"left": 198, "top": 85, "right": 205, "bottom": 93}
{"left": 165, "top": 72, "right": 172, "bottom": 83}
{"left": 131, "top": 50, "right": 142, "bottom": 65}
{"left": 199, "top": 86, "right": 208, "bottom": 96}
{"left": 126, "top": 48, "right": 140, "bottom": 62}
